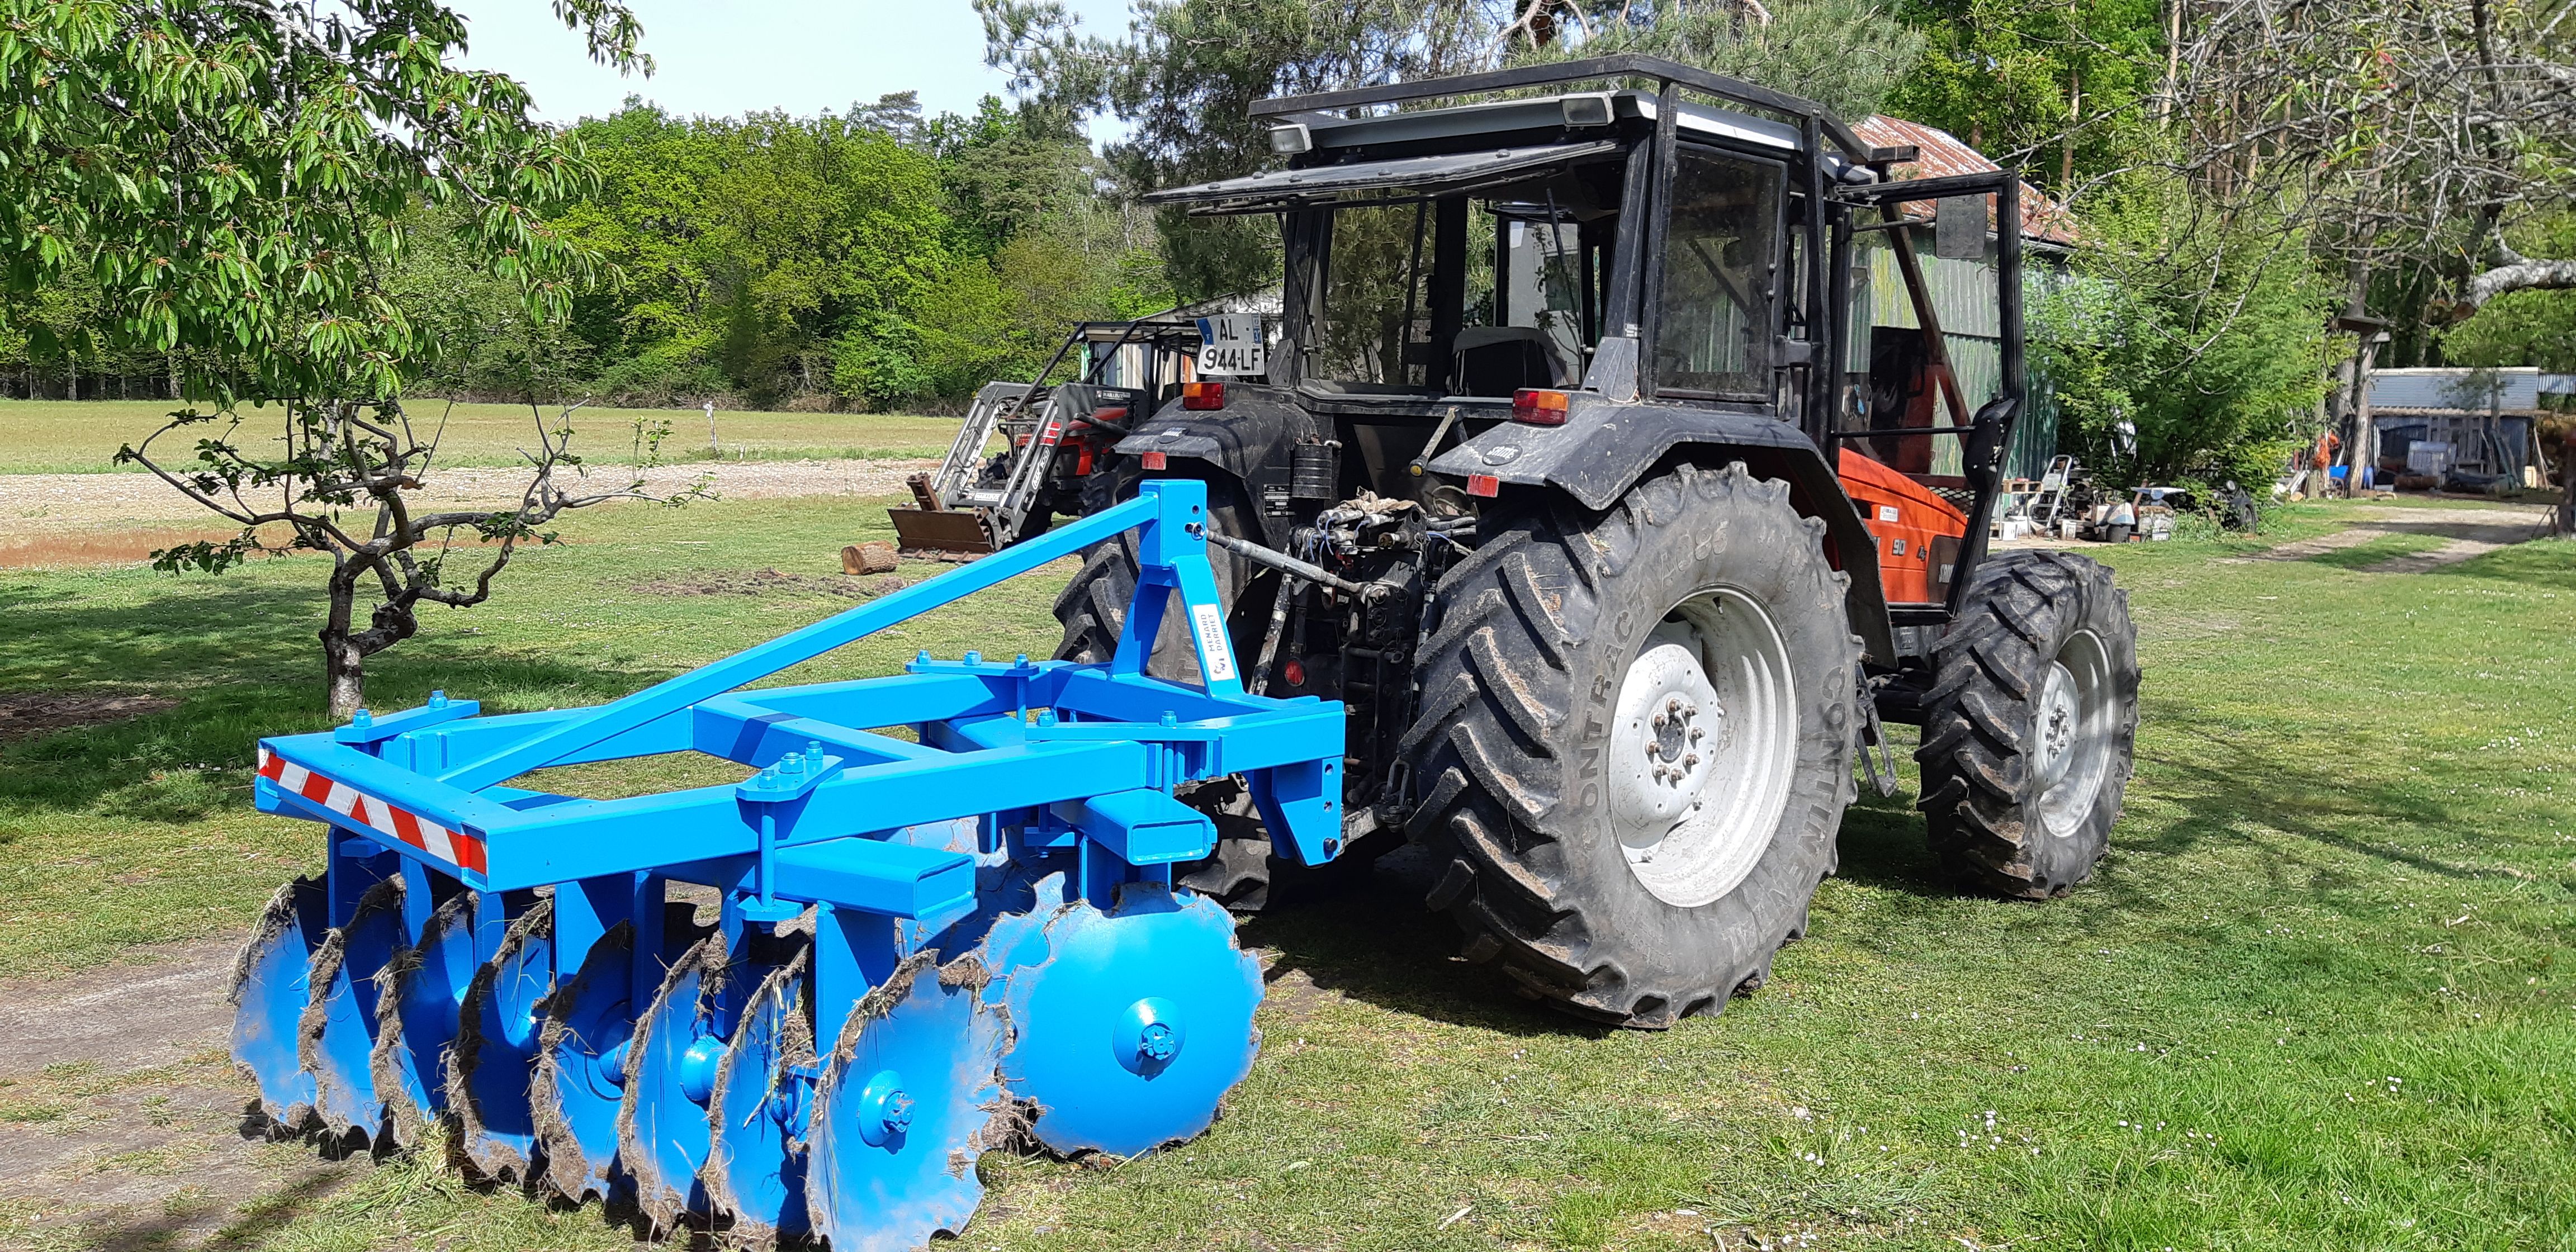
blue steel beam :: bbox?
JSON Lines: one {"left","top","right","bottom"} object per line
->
{"left": 267, "top": 677, "right": 1344, "bottom": 890}
{"left": 700, "top": 671, "right": 1017, "bottom": 736}
{"left": 381, "top": 706, "right": 695, "bottom": 776}
{"left": 476, "top": 739, "right": 1155, "bottom": 889}
{"left": 259, "top": 734, "right": 524, "bottom": 839}
{"left": 690, "top": 696, "right": 941, "bottom": 767}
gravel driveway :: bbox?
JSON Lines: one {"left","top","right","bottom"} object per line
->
{"left": 0, "top": 458, "right": 936, "bottom": 531}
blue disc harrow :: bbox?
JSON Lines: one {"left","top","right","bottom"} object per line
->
{"left": 227, "top": 482, "right": 1344, "bottom": 1248}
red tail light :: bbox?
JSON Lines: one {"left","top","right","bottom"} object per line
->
{"left": 1182, "top": 381, "right": 1226, "bottom": 410}
{"left": 1512, "top": 388, "right": 1570, "bottom": 425}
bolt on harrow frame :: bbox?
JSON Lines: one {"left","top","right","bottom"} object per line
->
{"left": 228, "top": 480, "right": 1346, "bottom": 1248}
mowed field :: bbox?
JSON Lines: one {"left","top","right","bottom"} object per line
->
{"left": 0, "top": 399, "right": 969, "bottom": 475}
{"left": 0, "top": 444, "right": 2571, "bottom": 1251}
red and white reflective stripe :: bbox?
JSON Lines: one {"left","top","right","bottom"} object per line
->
{"left": 257, "top": 747, "right": 487, "bottom": 874}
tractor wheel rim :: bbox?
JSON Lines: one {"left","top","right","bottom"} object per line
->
{"left": 2034, "top": 629, "right": 2113, "bottom": 836}
{"left": 1608, "top": 587, "right": 1798, "bottom": 908}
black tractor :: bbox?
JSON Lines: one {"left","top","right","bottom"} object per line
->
{"left": 1053, "top": 55, "right": 2140, "bottom": 1028}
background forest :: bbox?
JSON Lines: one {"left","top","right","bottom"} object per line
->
{"left": 7, "top": 0, "right": 2571, "bottom": 490}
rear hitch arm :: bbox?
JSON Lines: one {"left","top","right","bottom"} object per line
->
{"left": 1204, "top": 529, "right": 1373, "bottom": 597}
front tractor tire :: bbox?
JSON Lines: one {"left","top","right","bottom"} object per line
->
{"left": 1401, "top": 464, "right": 1862, "bottom": 1028}
{"left": 1915, "top": 551, "right": 2139, "bottom": 898}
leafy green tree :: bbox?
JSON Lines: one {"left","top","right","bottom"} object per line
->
{"left": 2033, "top": 182, "right": 2334, "bottom": 490}
{"left": 1883, "top": 0, "right": 2162, "bottom": 192}
{"left": 2441, "top": 216, "right": 2576, "bottom": 373}
{"left": 1526, "top": 0, "right": 1928, "bottom": 122}
{"left": 981, "top": 0, "right": 1499, "bottom": 300}
{"left": 1, "top": 0, "right": 692, "bottom": 714}
{"left": 558, "top": 103, "right": 956, "bottom": 408}
{"left": 928, "top": 96, "right": 1099, "bottom": 257}
{"left": 392, "top": 206, "right": 598, "bottom": 401}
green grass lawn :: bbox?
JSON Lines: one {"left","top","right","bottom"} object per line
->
{"left": 2, "top": 498, "right": 2572, "bottom": 1250}
{"left": 0, "top": 399, "right": 969, "bottom": 475}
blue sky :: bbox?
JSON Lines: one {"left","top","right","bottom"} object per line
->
{"left": 445, "top": 0, "right": 1136, "bottom": 136}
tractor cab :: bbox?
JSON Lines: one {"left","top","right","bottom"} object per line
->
{"left": 1142, "top": 54, "right": 2029, "bottom": 645}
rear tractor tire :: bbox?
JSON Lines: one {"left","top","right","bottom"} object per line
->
{"left": 1915, "top": 551, "right": 2138, "bottom": 898}
{"left": 1401, "top": 464, "right": 1862, "bottom": 1028}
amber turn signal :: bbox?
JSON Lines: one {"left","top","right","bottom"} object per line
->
{"left": 1182, "top": 381, "right": 1227, "bottom": 410}
{"left": 1511, "top": 388, "right": 1570, "bottom": 425}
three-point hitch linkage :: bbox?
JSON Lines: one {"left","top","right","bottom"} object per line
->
{"left": 228, "top": 480, "right": 1346, "bottom": 1248}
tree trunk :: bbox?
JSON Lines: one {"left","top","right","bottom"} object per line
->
{"left": 324, "top": 632, "right": 367, "bottom": 718}
{"left": 2348, "top": 332, "right": 2383, "bottom": 494}
{"left": 321, "top": 562, "right": 366, "bottom": 717}
{"left": 2062, "top": 64, "right": 2081, "bottom": 192}
{"left": 2465, "top": 256, "right": 2576, "bottom": 309}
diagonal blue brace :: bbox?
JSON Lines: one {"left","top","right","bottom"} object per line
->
{"left": 437, "top": 481, "right": 1230, "bottom": 793}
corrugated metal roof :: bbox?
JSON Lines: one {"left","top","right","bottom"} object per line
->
{"left": 1852, "top": 116, "right": 2078, "bottom": 245}
{"left": 2370, "top": 367, "right": 2574, "bottom": 413}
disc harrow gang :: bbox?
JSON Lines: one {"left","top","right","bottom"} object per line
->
{"left": 225, "top": 483, "right": 1344, "bottom": 1249}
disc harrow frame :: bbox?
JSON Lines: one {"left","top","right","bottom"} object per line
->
{"left": 229, "top": 481, "right": 1342, "bottom": 1247}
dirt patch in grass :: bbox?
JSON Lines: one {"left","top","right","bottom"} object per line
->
{"left": 1, "top": 457, "right": 937, "bottom": 528}
{"left": 0, "top": 938, "right": 356, "bottom": 1252}
{"left": 2223, "top": 501, "right": 2555, "bottom": 572}
{"left": 632, "top": 569, "right": 907, "bottom": 599}
{"left": 0, "top": 527, "right": 310, "bottom": 571}
{"left": 0, "top": 693, "right": 179, "bottom": 742}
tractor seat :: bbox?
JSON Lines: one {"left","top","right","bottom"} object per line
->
{"left": 1453, "top": 326, "right": 1579, "bottom": 396}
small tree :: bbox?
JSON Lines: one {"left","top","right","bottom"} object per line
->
{"left": 119, "top": 400, "right": 698, "bottom": 715}
{"left": 2, "top": 0, "right": 685, "bottom": 714}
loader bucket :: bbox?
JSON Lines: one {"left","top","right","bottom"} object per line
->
{"left": 885, "top": 505, "right": 995, "bottom": 558}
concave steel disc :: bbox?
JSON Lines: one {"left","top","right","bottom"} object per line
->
{"left": 989, "top": 882, "right": 1262, "bottom": 1158}
{"left": 705, "top": 945, "right": 813, "bottom": 1244}
{"left": 532, "top": 919, "right": 638, "bottom": 1202}
{"left": 229, "top": 876, "right": 326, "bottom": 1131}
{"left": 804, "top": 951, "right": 1005, "bottom": 1252}
{"left": 617, "top": 930, "right": 759, "bottom": 1231}
{"left": 450, "top": 898, "right": 551, "bottom": 1180}
{"left": 370, "top": 889, "right": 485, "bottom": 1146}
{"left": 298, "top": 875, "right": 407, "bottom": 1140}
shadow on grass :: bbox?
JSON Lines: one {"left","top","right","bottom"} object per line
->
{"left": 1826, "top": 789, "right": 1952, "bottom": 899}
{"left": 2428, "top": 538, "right": 2576, "bottom": 590}
{"left": 1247, "top": 799, "right": 1973, "bottom": 1039}
{"left": 56, "top": 1161, "right": 358, "bottom": 1252}
{"left": 0, "top": 577, "right": 659, "bottom": 819}
{"left": 2303, "top": 533, "right": 2447, "bottom": 570}
{"left": 1242, "top": 845, "right": 1609, "bottom": 1041}
{"left": 2118, "top": 694, "right": 2559, "bottom": 892}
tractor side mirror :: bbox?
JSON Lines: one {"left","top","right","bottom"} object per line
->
{"left": 1963, "top": 396, "right": 2019, "bottom": 494}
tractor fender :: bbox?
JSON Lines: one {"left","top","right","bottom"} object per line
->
{"left": 1427, "top": 393, "right": 1897, "bottom": 663}
{"left": 1112, "top": 385, "right": 1325, "bottom": 548}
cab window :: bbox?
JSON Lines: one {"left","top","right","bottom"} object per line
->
{"left": 1653, "top": 147, "right": 1782, "bottom": 401}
